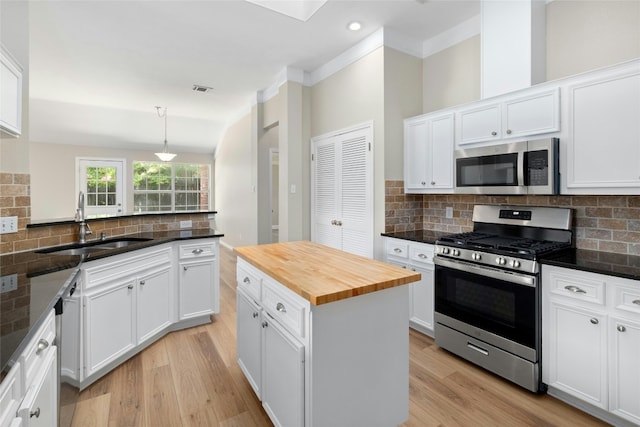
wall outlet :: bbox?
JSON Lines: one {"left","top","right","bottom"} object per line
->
{"left": 1, "top": 274, "right": 18, "bottom": 293}
{"left": 179, "top": 220, "right": 192, "bottom": 229}
{"left": 0, "top": 216, "right": 18, "bottom": 234}
{"left": 445, "top": 207, "right": 454, "bottom": 219}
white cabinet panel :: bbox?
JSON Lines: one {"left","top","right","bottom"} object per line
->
{"left": 16, "top": 347, "right": 57, "bottom": 427}
{"left": 179, "top": 259, "right": 215, "bottom": 320}
{"left": 457, "top": 103, "right": 501, "bottom": 145}
{"left": 137, "top": 266, "right": 172, "bottom": 344}
{"left": 566, "top": 65, "right": 640, "bottom": 193}
{"left": 609, "top": 317, "right": 640, "bottom": 425}
{"left": 0, "top": 47, "right": 22, "bottom": 137}
{"left": 236, "top": 289, "right": 262, "bottom": 398}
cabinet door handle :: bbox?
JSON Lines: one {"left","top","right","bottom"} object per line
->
{"left": 243, "top": 277, "right": 250, "bottom": 284}
{"left": 276, "top": 302, "right": 287, "bottom": 313}
{"left": 617, "top": 324, "right": 627, "bottom": 332}
{"left": 140, "top": 280, "right": 145, "bottom": 286}
{"left": 421, "top": 181, "right": 426, "bottom": 185}
{"left": 491, "top": 131, "right": 497, "bottom": 136}
{"left": 590, "top": 318, "right": 599, "bottom": 325}
{"left": 564, "top": 285, "right": 586, "bottom": 294}
{"left": 633, "top": 299, "right": 640, "bottom": 306}
{"left": 262, "top": 321, "right": 268, "bottom": 328}
{"left": 183, "top": 266, "right": 188, "bottom": 271}
{"left": 331, "top": 219, "right": 337, "bottom": 225}
{"left": 192, "top": 248, "right": 204, "bottom": 255}
{"left": 30, "top": 407, "right": 41, "bottom": 418}
{"left": 430, "top": 181, "right": 435, "bottom": 185}
{"left": 35, "top": 339, "right": 49, "bottom": 355}
{"left": 506, "top": 129, "right": 512, "bottom": 135}
{"left": 252, "top": 312, "right": 259, "bottom": 318}
{"left": 128, "top": 284, "right": 134, "bottom": 290}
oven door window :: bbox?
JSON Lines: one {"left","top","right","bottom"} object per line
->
{"left": 456, "top": 153, "right": 519, "bottom": 187}
{"left": 435, "top": 265, "right": 536, "bottom": 349}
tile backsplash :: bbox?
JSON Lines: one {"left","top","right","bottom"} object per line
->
{"left": 0, "top": 172, "right": 213, "bottom": 254}
{"left": 385, "top": 180, "right": 640, "bottom": 255}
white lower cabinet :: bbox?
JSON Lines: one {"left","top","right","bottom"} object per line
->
{"left": 16, "top": 346, "right": 57, "bottom": 427}
{"left": 79, "top": 239, "right": 220, "bottom": 387}
{"left": 542, "top": 265, "right": 640, "bottom": 426}
{"left": 383, "top": 237, "right": 435, "bottom": 336}
{"left": 262, "top": 312, "right": 305, "bottom": 427}
{"left": 178, "top": 240, "right": 220, "bottom": 320}
{"left": 236, "top": 289, "right": 262, "bottom": 397}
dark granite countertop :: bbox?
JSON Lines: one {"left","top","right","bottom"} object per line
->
{"left": 381, "top": 230, "right": 450, "bottom": 245}
{"left": 540, "top": 249, "right": 640, "bottom": 282}
{"left": 0, "top": 228, "right": 224, "bottom": 380}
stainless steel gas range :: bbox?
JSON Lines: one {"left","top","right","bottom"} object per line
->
{"left": 434, "top": 205, "right": 573, "bottom": 392}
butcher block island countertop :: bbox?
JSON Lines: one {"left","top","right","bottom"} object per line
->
{"left": 234, "top": 240, "right": 421, "bottom": 305}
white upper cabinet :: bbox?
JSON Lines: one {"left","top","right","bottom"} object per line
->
{"left": 404, "top": 111, "right": 454, "bottom": 193}
{"left": 564, "top": 61, "right": 640, "bottom": 194}
{"left": 456, "top": 87, "right": 560, "bottom": 147}
{"left": 0, "top": 45, "right": 23, "bottom": 137}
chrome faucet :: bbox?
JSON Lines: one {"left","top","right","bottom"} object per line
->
{"left": 75, "top": 191, "right": 92, "bottom": 244}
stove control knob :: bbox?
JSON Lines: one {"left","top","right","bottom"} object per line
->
{"left": 496, "top": 257, "right": 506, "bottom": 266}
{"left": 472, "top": 253, "right": 481, "bottom": 261}
{"left": 510, "top": 260, "right": 521, "bottom": 268}
{"left": 441, "top": 247, "right": 450, "bottom": 255}
{"left": 452, "top": 249, "right": 460, "bottom": 256}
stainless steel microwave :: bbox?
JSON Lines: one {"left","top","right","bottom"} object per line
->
{"left": 454, "top": 138, "right": 559, "bottom": 195}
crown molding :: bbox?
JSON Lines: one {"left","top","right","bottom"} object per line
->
{"left": 422, "top": 15, "right": 480, "bottom": 58}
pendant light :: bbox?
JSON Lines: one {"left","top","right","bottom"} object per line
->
{"left": 154, "top": 106, "right": 177, "bottom": 162}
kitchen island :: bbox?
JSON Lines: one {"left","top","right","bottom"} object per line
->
{"left": 235, "top": 241, "right": 420, "bottom": 427}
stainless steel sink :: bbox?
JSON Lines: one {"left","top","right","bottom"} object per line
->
{"left": 36, "top": 237, "right": 153, "bottom": 256}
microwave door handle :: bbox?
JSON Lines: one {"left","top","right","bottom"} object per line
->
{"left": 518, "top": 151, "right": 526, "bottom": 188}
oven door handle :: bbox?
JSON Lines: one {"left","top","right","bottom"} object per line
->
{"left": 434, "top": 257, "right": 536, "bottom": 288}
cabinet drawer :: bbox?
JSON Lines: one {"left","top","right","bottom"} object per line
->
{"left": 612, "top": 284, "right": 640, "bottom": 318}
{"left": 237, "top": 259, "right": 262, "bottom": 302}
{"left": 548, "top": 270, "right": 605, "bottom": 305}
{"left": 386, "top": 239, "right": 409, "bottom": 260}
{"left": 179, "top": 241, "right": 217, "bottom": 259}
{"left": 262, "top": 277, "right": 308, "bottom": 339}
{"left": 20, "top": 310, "right": 56, "bottom": 388}
{"left": 409, "top": 244, "right": 434, "bottom": 267}
{"left": 0, "top": 362, "right": 22, "bottom": 427}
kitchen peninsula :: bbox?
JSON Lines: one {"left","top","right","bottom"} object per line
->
{"left": 235, "top": 241, "right": 420, "bottom": 427}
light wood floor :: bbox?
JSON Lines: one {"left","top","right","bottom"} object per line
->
{"left": 72, "top": 245, "right": 609, "bottom": 427}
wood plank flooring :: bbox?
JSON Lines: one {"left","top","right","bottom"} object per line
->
{"left": 72, "top": 245, "right": 609, "bottom": 427}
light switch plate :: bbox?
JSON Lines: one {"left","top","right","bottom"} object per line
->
{"left": 1, "top": 274, "right": 18, "bottom": 293}
{"left": 0, "top": 216, "right": 18, "bottom": 234}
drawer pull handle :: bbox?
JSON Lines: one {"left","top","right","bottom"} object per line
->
{"left": 633, "top": 299, "right": 640, "bottom": 306}
{"left": 192, "top": 248, "right": 204, "bottom": 255}
{"left": 128, "top": 284, "right": 134, "bottom": 290}
{"left": 393, "top": 248, "right": 402, "bottom": 253}
{"left": 564, "top": 285, "right": 586, "bottom": 294}
{"left": 276, "top": 302, "right": 287, "bottom": 313}
{"left": 617, "top": 325, "right": 627, "bottom": 332}
{"left": 590, "top": 318, "right": 599, "bottom": 325}
{"left": 252, "top": 312, "right": 259, "bottom": 318}
{"left": 417, "top": 253, "right": 428, "bottom": 259}
{"left": 466, "top": 342, "right": 489, "bottom": 356}
{"left": 243, "top": 277, "right": 251, "bottom": 284}
{"left": 35, "top": 339, "right": 49, "bottom": 355}
{"left": 30, "top": 407, "right": 41, "bottom": 418}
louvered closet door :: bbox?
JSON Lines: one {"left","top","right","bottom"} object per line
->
{"left": 312, "top": 123, "right": 373, "bottom": 258}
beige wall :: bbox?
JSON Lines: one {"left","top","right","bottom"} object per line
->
{"left": 0, "top": 1, "right": 30, "bottom": 174}
{"left": 384, "top": 47, "right": 423, "bottom": 181}
{"left": 257, "top": 125, "right": 279, "bottom": 244}
{"left": 214, "top": 112, "right": 256, "bottom": 248}
{"left": 29, "top": 142, "right": 213, "bottom": 221}
{"left": 547, "top": 0, "right": 640, "bottom": 81}
{"left": 423, "top": 35, "right": 481, "bottom": 113}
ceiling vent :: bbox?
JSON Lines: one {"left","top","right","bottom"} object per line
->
{"left": 192, "top": 85, "right": 213, "bottom": 93}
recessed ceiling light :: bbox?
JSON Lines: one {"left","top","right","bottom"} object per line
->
{"left": 348, "top": 21, "right": 362, "bottom": 31}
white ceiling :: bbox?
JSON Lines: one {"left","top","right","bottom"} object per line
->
{"left": 28, "top": 0, "right": 480, "bottom": 154}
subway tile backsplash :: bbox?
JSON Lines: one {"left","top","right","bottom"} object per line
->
{"left": 385, "top": 180, "right": 640, "bottom": 255}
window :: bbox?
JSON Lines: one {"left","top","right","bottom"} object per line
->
{"left": 133, "top": 162, "right": 210, "bottom": 212}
